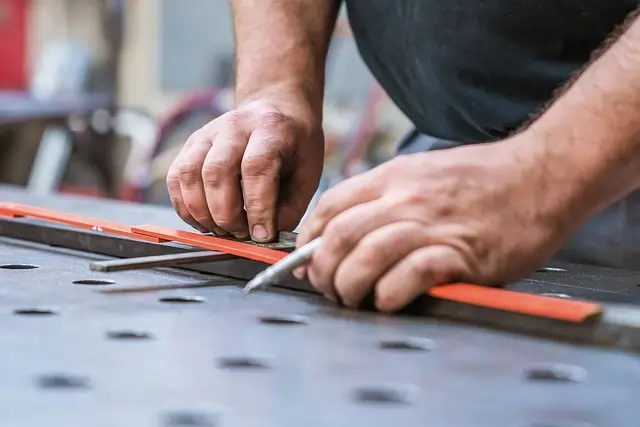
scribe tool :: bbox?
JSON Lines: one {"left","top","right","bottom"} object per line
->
{"left": 243, "top": 237, "right": 323, "bottom": 294}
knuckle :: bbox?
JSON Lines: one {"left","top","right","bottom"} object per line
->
{"left": 356, "top": 238, "right": 386, "bottom": 267}
{"left": 189, "top": 211, "right": 212, "bottom": 224}
{"left": 201, "top": 160, "right": 230, "bottom": 187}
{"left": 241, "top": 152, "right": 279, "bottom": 177}
{"left": 192, "top": 218, "right": 211, "bottom": 228}
{"left": 313, "top": 190, "right": 337, "bottom": 217}
{"left": 396, "top": 189, "right": 425, "bottom": 205}
{"left": 324, "top": 219, "right": 351, "bottom": 248}
{"left": 213, "top": 217, "right": 235, "bottom": 229}
{"left": 308, "top": 261, "right": 333, "bottom": 294}
{"left": 212, "top": 210, "right": 243, "bottom": 229}
{"left": 185, "top": 128, "right": 210, "bottom": 146}
{"left": 222, "top": 110, "right": 243, "bottom": 128}
{"left": 244, "top": 197, "right": 269, "bottom": 216}
{"left": 166, "top": 169, "right": 181, "bottom": 189}
{"left": 405, "top": 252, "right": 431, "bottom": 278}
{"left": 259, "top": 110, "right": 287, "bottom": 128}
{"left": 177, "top": 163, "right": 203, "bottom": 186}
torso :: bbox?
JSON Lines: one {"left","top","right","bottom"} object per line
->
{"left": 345, "top": 0, "right": 639, "bottom": 142}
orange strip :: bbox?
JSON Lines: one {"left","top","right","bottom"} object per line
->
{"left": 132, "top": 224, "right": 600, "bottom": 323}
{"left": 0, "top": 203, "right": 602, "bottom": 323}
{"left": 131, "top": 225, "right": 287, "bottom": 264}
{"left": 428, "top": 283, "right": 602, "bottom": 323}
{"left": 0, "top": 202, "right": 167, "bottom": 244}
{"left": 0, "top": 207, "right": 16, "bottom": 218}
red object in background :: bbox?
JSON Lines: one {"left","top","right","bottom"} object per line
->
{"left": 0, "top": 0, "right": 29, "bottom": 90}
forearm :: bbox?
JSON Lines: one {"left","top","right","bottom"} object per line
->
{"left": 522, "top": 10, "right": 640, "bottom": 222}
{"left": 231, "top": 0, "right": 341, "bottom": 113}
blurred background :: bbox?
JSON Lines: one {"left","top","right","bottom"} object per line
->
{"left": 0, "top": 0, "right": 411, "bottom": 215}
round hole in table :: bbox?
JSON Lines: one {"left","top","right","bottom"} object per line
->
{"left": 14, "top": 308, "right": 58, "bottom": 316}
{"left": 379, "top": 337, "right": 435, "bottom": 351}
{"left": 73, "top": 279, "right": 115, "bottom": 286}
{"left": 1, "top": 263, "right": 39, "bottom": 270}
{"left": 159, "top": 296, "right": 206, "bottom": 304}
{"left": 258, "top": 314, "right": 308, "bottom": 326}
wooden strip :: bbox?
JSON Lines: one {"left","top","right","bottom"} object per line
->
{"left": 131, "top": 225, "right": 288, "bottom": 264}
{"left": 0, "top": 202, "right": 167, "bottom": 243}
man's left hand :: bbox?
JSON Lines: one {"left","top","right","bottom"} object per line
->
{"left": 295, "top": 134, "right": 578, "bottom": 312}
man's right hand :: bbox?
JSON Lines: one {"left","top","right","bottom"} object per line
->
{"left": 166, "top": 91, "right": 325, "bottom": 242}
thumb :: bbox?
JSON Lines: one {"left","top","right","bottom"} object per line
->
{"left": 375, "top": 244, "right": 466, "bottom": 313}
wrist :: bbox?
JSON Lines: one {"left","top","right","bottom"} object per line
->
{"left": 499, "top": 129, "right": 601, "bottom": 238}
{"left": 236, "top": 81, "right": 323, "bottom": 129}
{"left": 236, "top": 78, "right": 324, "bottom": 115}
{"left": 527, "top": 111, "right": 640, "bottom": 225}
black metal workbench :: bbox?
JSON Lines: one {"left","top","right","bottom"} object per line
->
{"left": 0, "top": 185, "right": 639, "bottom": 427}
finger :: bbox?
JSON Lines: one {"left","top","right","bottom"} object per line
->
{"left": 295, "top": 170, "right": 381, "bottom": 250}
{"left": 203, "top": 124, "right": 250, "bottom": 238}
{"left": 177, "top": 131, "right": 226, "bottom": 234}
{"left": 333, "top": 221, "right": 427, "bottom": 308}
{"left": 375, "top": 244, "right": 464, "bottom": 313}
{"left": 306, "top": 199, "right": 398, "bottom": 299}
{"left": 241, "top": 129, "right": 287, "bottom": 243}
{"left": 167, "top": 162, "right": 207, "bottom": 233}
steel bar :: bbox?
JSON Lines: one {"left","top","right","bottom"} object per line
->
{"left": 3, "top": 214, "right": 638, "bottom": 304}
{"left": 98, "top": 277, "right": 237, "bottom": 294}
{"left": 0, "top": 217, "right": 605, "bottom": 323}
{"left": 0, "top": 217, "right": 293, "bottom": 287}
{"left": 407, "top": 297, "right": 640, "bottom": 351}
{"left": 89, "top": 251, "right": 235, "bottom": 272}
{"left": 6, "top": 217, "right": 640, "bottom": 352}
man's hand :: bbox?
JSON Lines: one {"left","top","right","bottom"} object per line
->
{"left": 166, "top": 0, "right": 340, "bottom": 240}
{"left": 294, "top": 9, "right": 640, "bottom": 312}
{"left": 167, "top": 91, "right": 324, "bottom": 242}
{"left": 295, "top": 134, "right": 578, "bottom": 312}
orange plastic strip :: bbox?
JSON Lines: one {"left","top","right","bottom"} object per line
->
{"left": 0, "top": 202, "right": 602, "bottom": 323}
{"left": 132, "top": 224, "right": 601, "bottom": 323}
{"left": 428, "top": 283, "right": 602, "bottom": 323}
{"left": 0, "top": 202, "right": 167, "bottom": 244}
{"left": 131, "top": 225, "right": 287, "bottom": 264}
{"left": 0, "top": 207, "right": 15, "bottom": 218}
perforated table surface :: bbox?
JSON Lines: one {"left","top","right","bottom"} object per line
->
{"left": 0, "top": 186, "right": 639, "bottom": 427}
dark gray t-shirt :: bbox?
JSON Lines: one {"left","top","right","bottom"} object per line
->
{"left": 345, "top": 0, "right": 638, "bottom": 142}
{"left": 344, "top": 1, "right": 640, "bottom": 272}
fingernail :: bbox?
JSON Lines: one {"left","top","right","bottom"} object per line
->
{"left": 251, "top": 224, "right": 269, "bottom": 242}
